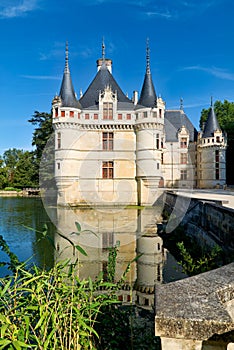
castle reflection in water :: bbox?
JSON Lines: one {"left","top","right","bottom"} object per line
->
{"left": 48, "top": 206, "right": 186, "bottom": 310}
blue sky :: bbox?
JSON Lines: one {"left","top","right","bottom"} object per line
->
{"left": 0, "top": 0, "right": 234, "bottom": 153}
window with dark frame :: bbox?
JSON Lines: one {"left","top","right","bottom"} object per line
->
{"left": 57, "top": 132, "right": 61, "bottom": 149}
{"left": 215, "top": 150, "right": 220, "bottom": 180}
{"left": 102, "top": 132, "right": 113, "bottom": 151}
{"left": 103, "top": 102, "right": 113, "bottom": 120}
{"left": 180, "top": 153, "right": 187, "bottom": 164}
{"left": 180, "top": 169, "right": 187, "bottom": 180}
{"left": 102, "top": 161, "right": 114, "bottom": 179}
{"left": 156, "top": 133, "right": 160, "bottom": 149}
{"left": 180, "top": 137, "right": 187, "bottom": 148}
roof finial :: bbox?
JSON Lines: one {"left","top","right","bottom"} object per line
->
{"left": 180, "top": 97, "right": 184, "bottom": 110}
{"left": 102, "top": 37, "right": 105, "bottom": 62}
{"left": 146, "top": 38, "right": 150, "bottom": 74}
{"left": 211, "top": 96, "right": 213, "bottom": 107}
{"left": 65, "top": 41, "right": 69, "bottom": 73}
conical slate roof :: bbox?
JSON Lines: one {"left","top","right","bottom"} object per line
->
{"left": 203, "top": 104, "right": 221, "bottom": 138}
{"left": 79, "top": 62, "right": 132, "bottom": 109}
{"left": 138, "top": 43, "right": 157, "bottom": 108}
{"left": 59, "top": 44, "right": 81, "bottom": 108}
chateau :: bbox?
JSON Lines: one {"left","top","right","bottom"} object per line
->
{"left": 52, "top": 43, "right": 227, "bottom": 206}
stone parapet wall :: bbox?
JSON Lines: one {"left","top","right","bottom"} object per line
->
{"left": 155, "top": 263, "right": 234, "bottom": 350}
{"left": 163, "top": 191, "right": 234, "bottom": 252}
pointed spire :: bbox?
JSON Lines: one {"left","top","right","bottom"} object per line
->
{"left": 180, "top": 97, "right": 184, "bottom": 111}
{"left": 203, "top": 98, "right": 221, "bottom": 137}
{"left": 59, "top": 42, "right": 81, "bottom": 108}
{"left": 65, "top": 41, "right": 69, "bottom": 73}
{"left": 102, "top": 37, "right": 105, "bottom": 62}
{"left": 146, "top": 38, "right": 150, "bottom": 74}
{"left": 138, "top": 39, "right": 157, "bottom": 107}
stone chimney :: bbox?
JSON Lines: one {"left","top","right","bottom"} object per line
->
{"left": 96, "top": 58, "right": 112, "bottom": 73}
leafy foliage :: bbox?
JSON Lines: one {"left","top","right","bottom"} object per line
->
{"left": 177, "top": 241, "right": 222, "bottom": 276}
{"left": 28, "top": 111, "right": 54, "bottom": 188}
{"left": 0, "top": 149, "right": 38, "bottom": 189}
{"left": 0, "top": 262, "right": 118, "bottom": 349}
{"left": 0, "top": 223, "right": 157, "bottom": 350}
{"left": 28, "top": 111, "right": 53, "bottom": 162}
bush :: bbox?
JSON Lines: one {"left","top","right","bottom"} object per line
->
{"left": 3, "top": 187, "right": 21, "bottom": 192}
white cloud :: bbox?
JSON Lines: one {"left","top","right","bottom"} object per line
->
{"left": 182, "top": 65, "right": 234, "bottom": 81}
{"left": 145, "top": 10, "right": 173, "bottom": 19}
{"left": 21, "top": 75, "right": 60, "bottom": 80}
{"left": 0, "top": 0, "right": 40, "bottom": 19}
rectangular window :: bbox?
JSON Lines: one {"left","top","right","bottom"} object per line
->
{"left": 102, "top": 161, "right": 114, "bottom": 179}
{"left": 126, "top": 113, "right": 131, "bottom": 120}
{"left": 180, "top": 170, "right": 187, "bottom": 180}
{"left": 57, "top": 162, "right": 60, "bottom": 170}
{"left": 78, "top": 113, "right": 80, "bottom": 119}
{"left": 153, "top": 111, "right": 157, "bottom": 118}
{"left": 156, "top": 133, "right": 160, "bottom": 149}
{"left": 161, "top": 153, "right": 164, "bottom": 164}
{"left": 161, "top": 137, "right": 164, "bottom": 149}
{"left": 57, "top": 132, "right": 61, "bottom": 149}
{"left": 143, "top": 111, "right": 147, "bottom": 118}
{"left": 103, "top": 102, "right": 113, "bottom": 120}
{"left": 102, "top": 232, "right": 114, "bottom": 249}
{"left": 94, "top": 113, "right": 98, "bottom": 120}
{"left": 102, "top": 132, "right": 113, "bottom": 151}
{"left": 180, "top": 138, "right": 187, "bottom": 148}
{"left": 180, "top": 153, "right": 187, "bottom": 164}
{"left": 55, "top": 108, "right": 58, "bottom": 117}
{"left": 215, "top": 150, "right": 219, "bottom": 180}
{"left": 159, "top": 109, "right": 162, "bottom": 118}
{"left": 61, "top": 111, "right": 65, "bottom": 117}
{"left": 118, "top": 114, "right": 122, "bottom": 120}
{"left": 70, "top": 111, "right": 74, "bottom": 117}
{"left": 85, "top": 113, "right": 89, "bottom": 120}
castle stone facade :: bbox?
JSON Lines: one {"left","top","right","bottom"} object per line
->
{"left": 52, "top": 43, "right": 227, "bottom": 206}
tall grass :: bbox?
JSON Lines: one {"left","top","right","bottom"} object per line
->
{"left": 0, "top": 225, "right": 122, "bottom": 350}
{"left": 0, "top": 259, "right": 119, "bottom": 349}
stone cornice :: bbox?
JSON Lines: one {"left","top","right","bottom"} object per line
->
{"left": 134, "top": 122, "right": 164, "bottom": 131}
{"left": 53, "top": 122, "right": 134, "bottom": 130}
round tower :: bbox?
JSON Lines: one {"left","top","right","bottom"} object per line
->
{"left": 52, "top": 43, "right": 82, "bottom": 205}
{"left": 135, "top": 40, "right": 165, "bottom": 205}
{"left": 197, "top": 99, "right": 227, "bottom": 188}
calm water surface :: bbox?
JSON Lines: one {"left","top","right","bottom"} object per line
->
{"left": 0, "top": 197, "right": 54, "bottom": 276}
{"left": 0, "top": 197, "right": 186, "bottom": 285}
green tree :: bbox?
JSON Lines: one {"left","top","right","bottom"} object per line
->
{"left": 28, "top": 111, "right": 54, "bottom": 187}
{"left": 2, "top": 148, "right": 24, "bottom": 187}
{"left": 13, "top": 151, "right": 38, "bottom": 188}
{"left": 200, "top": 100, "right": 234, "bottom": 184}
{"left": 0, "top": 156, "right": 8, "bottom": 189}
{"left": 0, "top": 149, "right": 38, "bottom": 189}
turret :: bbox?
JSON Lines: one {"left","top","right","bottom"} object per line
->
{"left": 52, "top": 42, "right": 81, "bottom": 118}
{"left": 138, "top": 39, "right": 157, "bottom": 108}
{"left": 197, "top": 98, "right": 227, "bottom": 188}
{"left": 135, "top": 41, "right": 165, "bottom": 205}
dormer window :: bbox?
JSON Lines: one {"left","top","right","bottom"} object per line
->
{"left": 103, "top": 102, "right": 113, "bottom": 120}
{"left": 180, "top": 137, "right": 187, "bottom": 148}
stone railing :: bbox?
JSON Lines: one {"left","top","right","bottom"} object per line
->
{"left": 155, "top": 263, "right": 234, "bottom": 350}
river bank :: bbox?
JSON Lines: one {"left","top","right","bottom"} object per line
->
{"left": 0, "top": 189, "right": 40, "bottom": 197}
